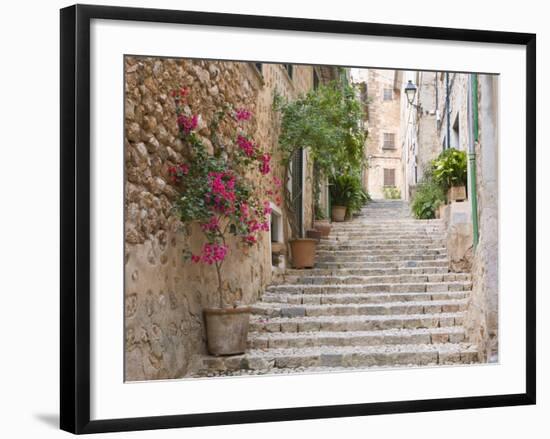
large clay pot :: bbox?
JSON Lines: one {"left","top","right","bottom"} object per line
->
{"left": 289, "top": 238, "right": 317, "bottom": 269}
{"left": 331, "top": 205, "right": 347, "bottom": 222}
{"left": 447, "top": 186, "right": 466, "bottom": 202}
{"left": 204, "top": 306, "right": 251, "bottom": 356}
{"left": 306, "top": 229, "right": 322, "bottom": 241}
{"left": 314, "top": 220, "right": 332, "bottom": 238}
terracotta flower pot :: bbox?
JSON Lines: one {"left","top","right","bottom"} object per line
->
{"left": 331, "top": 205, "right": 347, "bottom": 222}
{"left": 306, "top": 229, "right": 322, "bottom": 241}
{"left": 289, "top": 238, "right": 317, "bottom": 269}
{"left": 314, "top": 220, "right": 332, "bottom": 238}
{"left": 203, "top": 306, "right": 251, "bottom": 356}
{"left": 447, "top": 186, "right": 466, "bottom": 202}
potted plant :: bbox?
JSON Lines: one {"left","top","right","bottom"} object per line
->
{"left": 169, "top": 88, "right": 275, "bottom": 356}
{"left": 313, "top": 206, "right": 332, "bottom": 238}
{"left": 411, "top": 169, "right": 446, "bottom": 219}
{"left": 329, "top": 173, "right": 366, "bottom": 221}
{"left": 432, "top": 148, "right": 468, "bottom": 202}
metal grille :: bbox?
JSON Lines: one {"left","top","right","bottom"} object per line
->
{"left": 291, "top": 148, "right": 303, "bottom": 236}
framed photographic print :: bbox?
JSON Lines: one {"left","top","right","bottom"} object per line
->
{"left": 60, "top": 4, "right": 536, "bottom": 434}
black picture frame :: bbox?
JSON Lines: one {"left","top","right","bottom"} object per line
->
{"left": 60, "top": 4, "right": 536, "bottom": 434}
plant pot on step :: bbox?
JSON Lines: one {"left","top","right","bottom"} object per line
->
{"left": 289, "top": 238, "right": 317, "bottom": 269}
{"left": 306, "top": 229, "right": 322, "bottom": 241}
{"left": 204, "top": 306, "right": 251, "bottom": 356}
{"left": 313, "top": 220, "right": 332, "bottom": 238}
{"left": 331, "top": 205, "right": 347, "bottom": 222}
{"left": 447, "top": 185, "right": 466, "bottom": 202}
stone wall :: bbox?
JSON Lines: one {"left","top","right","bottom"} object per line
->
{"left": 124, "top": 57, "right": 321, "bottom": 380}
{"left": 463, "top": 74, "right": 499, "bottom": 362}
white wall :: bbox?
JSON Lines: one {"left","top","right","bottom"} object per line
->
{"left": 0, "top": 1, "right": 547, "bottom": 438}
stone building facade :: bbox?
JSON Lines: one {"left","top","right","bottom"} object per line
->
{"left": 399, "top": 70, "right": 499, "bottom": 361}
{"left": 352, "top": 69, "right": 403, "bottom": 199}
{"left": 124, "top": 56, "right": 336, "bottom": 380}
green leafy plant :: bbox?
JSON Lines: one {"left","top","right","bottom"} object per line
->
{"left": 432, "top": 148, "right": 467, "bottom": 191}
{"left": 383, "top": 186, "right": 401, "bottom": 200}
{"left": 411, "top": 171, "right": 446, "bottom": 219}
{"left": 273, "top": 81, "right": 366, "bottom": 236}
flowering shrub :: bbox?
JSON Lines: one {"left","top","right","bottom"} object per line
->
{"left": 169, "top": 88, "right": 275, "bottom": 307}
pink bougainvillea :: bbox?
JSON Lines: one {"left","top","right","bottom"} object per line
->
{"left": 235, "top": 108, "right": 252, "bottom": 121}
{"left": 236, "top": 135, "right": 256, "bottom": 157}
{"left": 169, "top": 87, "right": 281, "bottom": 307}
{"left": 168, "top": 163, "right": 189, "bottom": 183}
{"left": 259, "top": 153, "right": 271, "bottom": 175}
{"left": 191, "top": 242, "right": 228, "bottom": 265}
{"left": 177, "top": 114, "right": 198, "bottom": 134}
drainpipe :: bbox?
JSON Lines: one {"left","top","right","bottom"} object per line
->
{"left": 445, "top": 72, "right": 451, "bottom": 149}
{"left": 468, "top": 74, "right": 480, "bottom": 248}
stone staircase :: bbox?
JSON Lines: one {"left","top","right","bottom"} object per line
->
{"left": 197, "top": 200, "right": 478, "bottom": 376}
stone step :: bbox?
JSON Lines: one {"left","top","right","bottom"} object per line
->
{"left": 262, "top": 290, "right": 468, "bottom": 305}
{"left": 330, "top": 225, "right": 442, "bottom": 230}
{"left": 317, "top": 243, "right": 446, "bottom": 251}
{"left": 267, "top": 281, "right": 471, "bottom": 295}
{"left": 276, "top": 273, "right": 471, "bottom": 286}
{"left": 250, "top": 312, "right": 465, "bottom": 333}
{"left": 330, "top": 224, "right": 445, "bottom": 235}
{"left": 316, "top": 254, "right": 448, "bottom": 262}
{"left": 316, "top": 248, "right": 447, "bottom": 257}
{"left": 323, "top": 231, "right": 446, "bottom": 237}
{"left": 248, "top": 327, "right": 467, "bottom": 349}
{"left": 199, "top": 342, "right": 478, "bottom": 373}
{"left": 251, "top": 299, "right": 468, "bottom": 318}
{"left": 319, "top": 239, "right": 447, "bottom": 247}
{"left": 316, "top": 259, "right": 450, "bottom": 269}
{"left": 321, "top": 236, "right": 446, "bottom": 241}
{"left": 331, "top": 220, "right": 442, "bottom": 225}
{"left": 281, "top": 266, "right": 450, "bottom": 277}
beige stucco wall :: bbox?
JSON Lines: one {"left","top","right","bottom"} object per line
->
{"left": 124, "top": 57, "right": 322, "bottom": 380}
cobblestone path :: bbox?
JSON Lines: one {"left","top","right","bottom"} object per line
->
{"left": 197, "top": 200, "right": 479, "bottom": 377}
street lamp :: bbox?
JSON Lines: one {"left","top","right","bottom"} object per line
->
{"left": 404, "top": 80, "right": 417, "bottom": 106}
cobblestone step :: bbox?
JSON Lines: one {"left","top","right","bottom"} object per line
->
{"left": 317, "top": 254, "right": 448, "bottom": 263}
{"left": 277, "top": 273, "right": 471, "bottom": 285}
{"left": 317, "top": 248, "right": 448, "bottom": 256}
{"left": 198, "top": 342, "right": 478, "bottom": 374}
{"left": 281, "top": 266, "right": 450, "bottom": 277}
{"left": 261, "top": 291, "right": 469, "bottom": 305}
{"left": 329, "top": 225, "right": 443, "bottom": 231}
{"left": 267, "top": 281, "right": 472, "bottom": 295}
{"left": 248, "top": 327, "right": 467, "bottom": 349}
{"left": 318, "top": 243, "right": 447, "bottom": 251}
{"left": 251, "top": 299, "right": 468, "bottom": 318}
{"left": 249, "top": 312, "right": 465, "bottom": 333}
{"left": 315, "top": 260, "right": 450, "bottom": 269}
